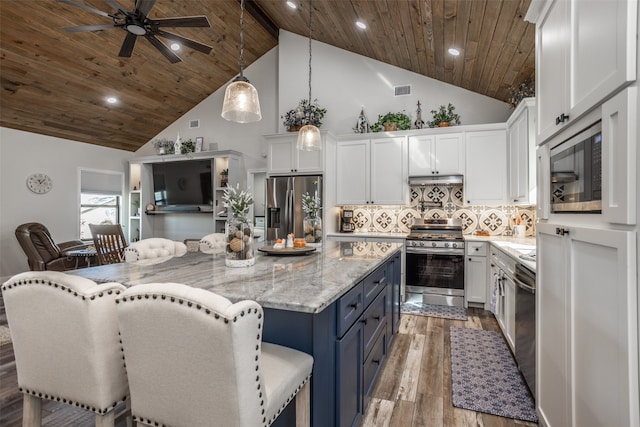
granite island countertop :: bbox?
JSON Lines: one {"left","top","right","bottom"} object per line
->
{"left": 70, "top": 240, "right": 402, "bottom": 314}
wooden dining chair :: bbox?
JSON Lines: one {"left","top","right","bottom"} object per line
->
{"left": 89, "top": 224, "right": 127, "bottom": 265}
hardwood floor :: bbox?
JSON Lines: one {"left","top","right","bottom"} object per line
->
{"left": 0, "top": 306, "right": 537, "bottom": 427}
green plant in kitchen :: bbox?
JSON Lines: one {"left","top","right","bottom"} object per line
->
{"left": 152, "top": 138, "right": 175, "bottom": 155}
{"left": 281, "top": 98, "right": 327, "bottom": 131}
{"left": 427, "top": 103, "right": 461, "bottom": 127}
{"left": 371, "top": 111, "right": 412, "bottom": 132}
{"left": 222, "top": 183, "right": 254, "bottom": 222}
{"left": 301, "top": 191, "right": 322, "bottom": 244}
{"left": 507, "top": 78, "right": 535, "bottom": 108}
{"left": 180, "top": 139, "right": 196, "bottom": 154}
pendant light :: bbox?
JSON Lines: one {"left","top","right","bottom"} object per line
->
{"left": 296, "top": 0, "right": 322, "bottom": 151}
{"left": 221, "top": 0, "right": 261, "bottom": 123}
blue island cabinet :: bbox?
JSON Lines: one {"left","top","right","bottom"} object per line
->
{"left": 262, "top": 251, "right": 401, "bottom": 427}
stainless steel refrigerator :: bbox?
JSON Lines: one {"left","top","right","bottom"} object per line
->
{"left": 266, "top": 175, "right": 322, "bottom": 241}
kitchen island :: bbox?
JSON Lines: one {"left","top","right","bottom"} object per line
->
{"left": 71, "top": 240, "right": 403, "bottom": 427}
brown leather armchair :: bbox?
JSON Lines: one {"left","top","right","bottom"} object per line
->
{"left": 15, "top": 222, "right": 91, "bottom": 271}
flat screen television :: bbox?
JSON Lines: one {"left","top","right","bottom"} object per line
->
{"left": 152, "top": 160, "right": 213, "bottom": 206}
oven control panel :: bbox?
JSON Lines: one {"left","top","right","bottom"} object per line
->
{"left": 406, "top": 240, "right": 465, "bottom": 249}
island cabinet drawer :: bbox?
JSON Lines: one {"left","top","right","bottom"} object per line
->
{"left": 363, "top": 264, "right": 387, "bottom": 306}
{"left": 363, "top": 328, "right": 387, "bottom": 402}
{"left": 362, "top": 289, "right": 387, "bottom": 359}
{"left": 337, "top": 283, "right": 365, "bottom": 338}
{"left": 466, "top": 241, "right": 488, "bottom": 257}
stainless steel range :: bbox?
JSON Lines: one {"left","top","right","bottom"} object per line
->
{"left": 405, "top": 218, "right": 465, "bottom": 307}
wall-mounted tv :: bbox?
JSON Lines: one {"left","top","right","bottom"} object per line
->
{"left": 152, "top": 160, "right": 213, "bottom": 206}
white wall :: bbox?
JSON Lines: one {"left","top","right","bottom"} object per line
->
{"left": 135, "top": 47, "right": 280, "bottom": 172}
{"left": 277, "top": 30, "right": 512, "bottom": 133}
{"left": 0, "top": 127, "right": 133, "bottom": 277}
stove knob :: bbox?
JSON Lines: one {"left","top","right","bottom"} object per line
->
{"left": 444, "top": 242, "right": 450, "bottom": 248}
{"left": 431, "top": 242, "right": 437, "bottom": 247}
{"left": 452, "top": 242, "right": 457, "bottom": 248}
{"left": 419, "top": 241, "right": 424, "bottom": 247}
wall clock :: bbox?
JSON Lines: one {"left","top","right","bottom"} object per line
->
{"left": 26, "top": 173, "right": 53, "bottom": 194}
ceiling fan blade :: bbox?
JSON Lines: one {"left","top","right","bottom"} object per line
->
{"left": 135, "top": 0, "right": 156, "bottom": 18}
{"left": 155, "top": 30, "right": 212, "bottom": 54}
{"left": 103, "top": 0, "right": 125, "bottom": 12}
{"left": 118, "top": 32, "right": 138, "bottom": 57}
{"left": 57, "top": 0, "right": 111, "bottom": 18}
{"left": 145, "top": 34, "right": 181, "bottom": 63}
{"left": 152, "top": 16, "right": 211, "bottom": 28}
{"left": 63, "top": 24, "right": 116, "bottom": 32}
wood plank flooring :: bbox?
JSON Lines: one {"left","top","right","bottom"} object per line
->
{"left": 0, "top": 306, "right": 537, "bottom": 426}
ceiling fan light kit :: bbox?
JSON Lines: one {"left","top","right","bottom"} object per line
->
{"left": 296, "top": 0, "right": 321, "bottom": 151}
{"left": 59, "top": 0, "right": 213, "bottom": 63}
{"left": 221, "top": 0, "right": 262, "bottom": 123}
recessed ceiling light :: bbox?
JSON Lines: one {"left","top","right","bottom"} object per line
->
{"left": 356, "top": 21, "right": 367, "bottom": 30}
{"left": 286, "top": 1, "right": 297, "bottom": 9}
{"left": 448, "top": 47, "right": 460, "bottom": 56}
{"left": 170, "top": 43, "right": 180, "bottom": 51}
{"left": 106, "top": 97, "right": 118, "bottom": 104}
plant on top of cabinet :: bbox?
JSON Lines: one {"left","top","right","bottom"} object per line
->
{"left": 153, "top": 138, "right": 175, "bottom": 155}
{"left": 427, "top": 103, "right": 461, "bottom": 127}
{"left": 371, "top": 111, "right": 411, "bottom": 132}
{"left": 180, "top": 139, "right": 196, "bottom": 154}
{"left": 507, "top": 78, "right": 535, "bottom": 108}
{"left": 282, "top": 98, "right": 327, "bottom": 132}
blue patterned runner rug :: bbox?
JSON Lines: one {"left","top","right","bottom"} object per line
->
{"left": 400, "top": 302, "right": 467, "bottom": 320}
{"left": 449, "top": 326, "right": 538, "bottom": 422}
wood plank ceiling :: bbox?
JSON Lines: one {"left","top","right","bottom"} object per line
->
{"left": 0, "top": 0, "right": 534, "bottom": 152}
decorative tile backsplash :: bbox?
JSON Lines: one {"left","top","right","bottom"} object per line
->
{"left": 342, "top": 184, "right": 536, "bottom": 236}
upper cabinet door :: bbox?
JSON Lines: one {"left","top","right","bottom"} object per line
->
{"left": 535, "top": 0, "right": 637, "bottom": 145}
{"left": 296, "top": 145, "right": 324, "bottom": 173}
{"left": 434, "top": 134, "right": 465, "bottom": 175}
{"left": 370, "top": 138, "right": 406, "bottom": 205}
{"left": 408, "top": 135, "right": 435, "bottom": 176}
{"left": 336, "top": 140, "right": 370, "bottom": 205}
{"left": 464, "top": 130, "right": 507, "bottom": 205}
{"left": 268, "top": 139, "right": 296, "bottom": 175}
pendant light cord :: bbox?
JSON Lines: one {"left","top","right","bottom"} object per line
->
{"left": 307, "top": 0, "right": 313, "bottom": 120}
{"left": 239, "top": 0, "right": 246, "bottom": 77}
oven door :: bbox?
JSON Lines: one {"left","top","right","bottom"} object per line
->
{"left": 405, "top": 247, "right": 465, "bottom": 296}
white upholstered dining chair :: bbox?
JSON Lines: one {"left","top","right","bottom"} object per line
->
{"left": 199, "top": 232, "right": 226, "bottom": 254}
{"left": 0, "top": 271, "right": 129, "bottom": 427}
{"left": 115, "top": 283, "right": 313, "bottom": 427}
{"left": 124, "top": 238, "right": 187, "bottom": 264}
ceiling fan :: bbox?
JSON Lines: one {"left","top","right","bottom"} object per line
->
{"left": 58, "top": 0, "right": 213, "bottom": 63}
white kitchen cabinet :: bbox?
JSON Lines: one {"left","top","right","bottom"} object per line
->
{"left": 336, "top": 137, "right": 406, "bottom": 205}
{"left": 407, "top": 133, "right": 464, "bottom": 176}
{"left": 536, "top": 143, "right": 550, "bottom": 220}
{"left": 507, "top": 98, "right": 536, "bottom": 205}
{"left": 601, "top": 87, "right": 637, "bottom": 225}
{"left": 464, "top": 129, "right": 507, "bottom": 205}
{"left": 465, "top": 242, "right": 488, "bottom": 307}
{"left": 266, "top": 133, "right": 324, "bottom": 175}
{"left": 537, "top": 222, "right": 638, "bottom": 427}
{"left": 531, "top": 0, "right": 637, "bottom": 144}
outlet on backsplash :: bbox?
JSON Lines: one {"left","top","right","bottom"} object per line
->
{"left": 341, "top": 184, "right": 536, "bottom": 237}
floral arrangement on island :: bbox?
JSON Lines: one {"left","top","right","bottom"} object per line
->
{"left": 222, "top": 184, "right": 255, "bottom": 267}
{"left": 301, "top": 191, "right": 322, "bottom": 244}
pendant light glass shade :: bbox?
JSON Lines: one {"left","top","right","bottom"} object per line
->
{"left": 221, "top": 77, "right": 262, "bottom": 123}
{"left": 221, "top": 0, "right": 261, "bottom": 123}
{"left": 297, "top": 124, "right": 322, "bottom": 151}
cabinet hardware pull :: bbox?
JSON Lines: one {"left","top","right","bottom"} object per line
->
{"left": 349, "top": 303, "right": 358, "bottom": 309}
{"left": 555, "top": 113, "right": 570, "bottom": 125}
{"left": 556, "top": 227, "right": 570, "bottom": 236}
{"left": 469, "top": 258, "right": 472, "bottom": 261}
{"left": 374, "top": 315, "right": 381, "bottom": 321}
{"left": 361, "top": 318, "right": 368, "bottom": 325}
{"left": 372, "top": 359, "right": 380, "bottom": 364}
{"left": 475, "top": 247, "right": 479, "bottom": 251}
{"left": 514, "top": 199, "right": 518, "bottom": 202}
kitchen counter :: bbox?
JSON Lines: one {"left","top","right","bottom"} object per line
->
{"left": 327, "top": 231, "right": 408, "bottom": 240}
{"left": 70, "top": 240, "right": 402, "bottom": 314}
{"left": 465, "top": 235, "right": 536, "bottom": 272}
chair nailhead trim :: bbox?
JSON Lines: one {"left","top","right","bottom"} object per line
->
{"left": 20, "top": 387, "right": 129, "bottom": 415}
{"left": 2, "top": 279, "right": 122, "bottom": 302}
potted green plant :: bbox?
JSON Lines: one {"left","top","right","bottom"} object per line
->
{"left": 371, "top": 111, "right": 412, "bottom": 132}
{"left": 281, "top": 99, "right": 327, "bottom": 131}
{"left": 153, "top": 138, "right": 175, "bottom": 155}
{"left": 180, "top": 139, "right": 196, "bottom": 154}
{"left": 427, "top": 103, "right": 461, "bottom": 127}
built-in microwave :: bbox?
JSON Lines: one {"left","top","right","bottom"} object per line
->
{"left": 550, "top": 121, "right": 602, "bottom": 213}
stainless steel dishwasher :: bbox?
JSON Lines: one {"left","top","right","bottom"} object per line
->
{"left": 514, "top": 263, "right": 536, "bottom": 399}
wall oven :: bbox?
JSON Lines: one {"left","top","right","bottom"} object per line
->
{"left": 405, "top": 218, "right": 465, "bottom": 307}
{"left": 550, "top": 121, "right": 602, "bottom": 213}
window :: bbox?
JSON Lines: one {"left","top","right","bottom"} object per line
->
{"left": 80, "top": 194, "right": 121, "bottom": 240}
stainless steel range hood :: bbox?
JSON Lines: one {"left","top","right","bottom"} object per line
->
{"left": 408, "top": 175, "right": 463, "bottom": 186}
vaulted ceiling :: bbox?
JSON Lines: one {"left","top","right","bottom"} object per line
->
{"left": 0, "top": 0, "right": 534, "bottom": 152}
